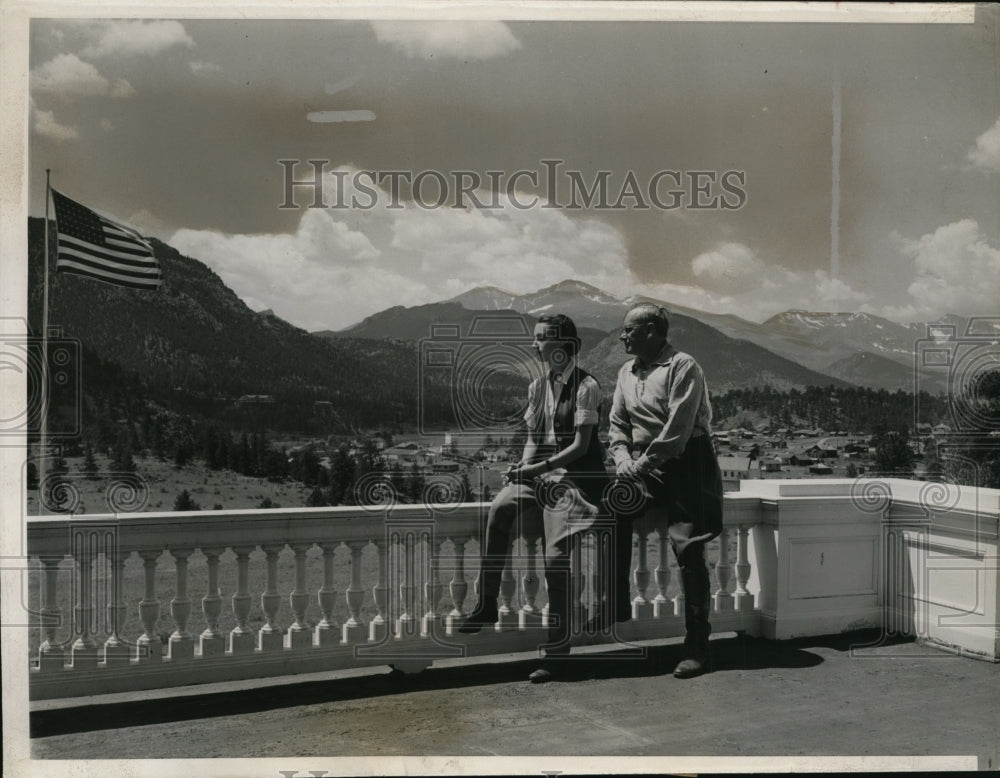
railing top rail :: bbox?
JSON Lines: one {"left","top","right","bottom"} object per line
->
{"left": 25, "top": 479, "right": 999, "bottom": 557}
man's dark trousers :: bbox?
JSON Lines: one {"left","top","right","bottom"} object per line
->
{"left": 610, "top": 434, "right": 723, "bottom": 660}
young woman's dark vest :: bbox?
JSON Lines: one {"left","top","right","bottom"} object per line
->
{"left": 538, "top": 367, "right": 609, "bottom": 496}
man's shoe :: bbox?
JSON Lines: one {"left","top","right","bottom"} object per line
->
{"left": 672, "top": 657, "right": 710, "bottom": 678}
{"left": 528, "top": 667, "right": 554, "bottom": 683}
{"left": 456, "top": 605, "right": 499, "bottom": 635}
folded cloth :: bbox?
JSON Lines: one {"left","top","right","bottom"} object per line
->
{"left": 538, "top": 471, "right": 603, "bottom": 559}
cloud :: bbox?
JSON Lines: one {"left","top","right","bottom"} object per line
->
{"left": 100, "top": 118, "right": 114, "bottom": 132}
{"left": 370, "top": 21, "right": 521, "bottom": 60}
{"left": 968, "top": 116, "right": 1000, "bottom": 173}
{"left": 890, "top": 219, "right": 1000, "bottom": 318}
{"left": 189, "top": 60, "right": 222, "bottom": 76}
{"left": 81, "top": 20, "right": 195, "bottom": 59}
{"left": 109, "top": 78, "right": 136, "bottom": 98}
{"left": 33, "top": 107, "right": 78, "bottom": 142}
{"left": 30, "top": 53, "right": 135, "bottom": 100}
{"left": 170, "top": 167, "right": 624, "bottom": 331}
{"left": 166, "top": 170, "right": 989, "bottom": 331}
{"left": 30, "top": 54, "right": 109, "bottom": 97}
{"left": 691, "top": 242, "right": 766, "bottom": 292}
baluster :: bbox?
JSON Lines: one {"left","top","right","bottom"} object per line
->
{"left": 519, "top": 534, "right": 542, "bottom": 629}
{"left": 343, "top": 541, "right": 366, "bottom": 643}
{"left": 581, "top": 533, "right": 595, "bottom": 620}
{"left": 258, "top": 545, "right": 284, "bottom": 651}
{"left": 734, "top": 525, "right": 754, "bottom": 611}
{"left": 369, "top": 538, "right": 389, "bottom": 642}
{"left": 198, "top": 548, "right": 225, "bottom": 657}
{"left": 37, "top": 555, "right": 65, "bottom": 671}
{"left": 632, "top": 532, "right": 653, "bottom": 620}
{"left": 287, "top": 544, "right": 312, "bottom": 649}
{"left": 396, "top": 532, "right": 417, "bottom": 637}
{"left": 589, "top": 532, "right": 605, "bottom": 623}
{"left": 713, "top": 528, "right": 734, "bottom": 612}
{"left": 445, "top": 538, "right": 468, "bottom": 635}
{"left": 103, "top": 545, "right": 130, "bottom": 665}
{"left": 656, "top": 529, "right": 679, "bottom": 618}
{"left": 315, "top": 542, "right": 338, "bottom": 647}
{"left": 168, "top": 548, "right": 194, "bottom": 661}
{"left": 422, "top": 533, "right": 445, "bottom": 636}
{"left": 497, "top": 540, "right": 518, "bottom": 631}
{"left": 71, "top": 529, "right": 98, "bottom": 668}
{"left": 569, "top": 533, "right": 584, "bottom": 638}
{"left": 136, "top": 550, "right": 163, "bottom": 662}
{"left": 229, "top": 547, "right": 255, "bottom": 654}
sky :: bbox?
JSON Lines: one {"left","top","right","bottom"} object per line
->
{"left": 26, "top": 9, "right": 1000, "bottom": 332}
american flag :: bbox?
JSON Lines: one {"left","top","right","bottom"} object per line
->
{"left": 51, "top": 189, "right": 162, "bottom": 289}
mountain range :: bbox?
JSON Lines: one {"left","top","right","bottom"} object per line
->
{"left": 26, "top": 217, "right": 959, "bottom": 441}
{"left": 332, "top": 279, "right": 959, "bottom": 393}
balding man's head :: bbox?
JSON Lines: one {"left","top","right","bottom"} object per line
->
{"left": 626, "top": 303, "right": 670, "bottom": 338}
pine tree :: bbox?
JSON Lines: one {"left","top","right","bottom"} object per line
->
{"left": 50, "top": 454, "right": 69, "bottom": 475}
{"left": 873, "top": 431, "right": 914, "bottom": 477}
{"left": 173, "top": 490, "right": 200, "bottom": 511}
{"left": 306, "top": 487, "right": 328, "bottom": 507}
{"left": 405, "top": 463, "right": 426, "bottom": 504}
{"left": 80, "top": 443, "right": 100, "bottom": 480}
{"left": 112, "top": 432, "right": 136, "bottom": 473}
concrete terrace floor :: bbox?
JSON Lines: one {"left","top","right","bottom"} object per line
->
{"left": 29, "top": 630, "right": 999, "bottom": 770}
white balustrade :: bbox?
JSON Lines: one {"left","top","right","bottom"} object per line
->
{"left": 26, "top": 491, "right": 780, "bottom": 701}
{"left": 342, "top": 541, "right": 366, "bottom": 644}
{"left": 396, "top": 532, "right": 418, "bottom": 637}
{"left": 518, "top": 535, "right": 543, "bottom": 629}
{"left": 167, "top": 548, "right": 195, "bottom": 661}
{"left": 632, "top": 532, "right": 653, "bottom": 619}
{"left": 199, "top": 548, "right": 225, "bottom": 657}
{"left": 422, "top": 533, "right": 445, "bottom": 637}
{"left": 444, "top": 538, "right": 468, "bottom": 635}
{"left": 369, "top": 538, "right": 389, "bottom": 642}
{"left": 653, "top": 529, "right": 674, "bottom": 618}
{"left": 288, "top": 544, "right": 312, "bottom": 649}
{"left": 258, "top": 546, "right": 283, "bottom": 651}
{"left": 713, "top": 528, "right": 735, "bottom": 612}
{"left": 497, "top": 548, "right": 518, "bottom": 631}
{"left": 37, "top": 555, "right": 64, "bottom": 671}
{"left": 734, "top": 525, "right": 753, "bottom": 611}
{"left": 229, "top": 546, "right": 255, "bottom": 654}
{"left": 315, "top": 542, "right": 338, "bottom": 647}
{"left": 136, "top": 550, "right": 162, "bottom": 662}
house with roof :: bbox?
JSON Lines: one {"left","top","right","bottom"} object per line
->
{"left": 761, "top": 455, "right": 784, "bottom": 473}
{"left": 717, "top": 455, "right": 757, "bottom": 491}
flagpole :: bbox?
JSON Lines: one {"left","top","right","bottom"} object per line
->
{"left": 38, "top": 169, "right": 52, "bottom": 515}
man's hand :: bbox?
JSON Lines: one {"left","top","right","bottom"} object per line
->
{"left": 615, "top": 458, "right": 640, "bottom": 480}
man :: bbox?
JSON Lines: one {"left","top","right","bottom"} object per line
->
{"left": 608, "top": 303, "right": 723, "bottom": 678}
{"left": 459, "top": 313, "right": 610, "bottom": 683}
